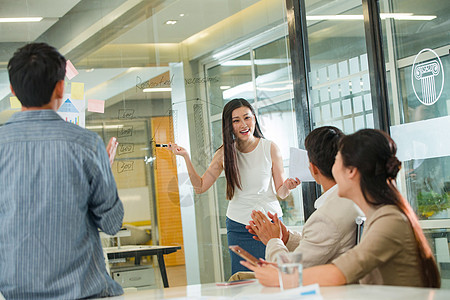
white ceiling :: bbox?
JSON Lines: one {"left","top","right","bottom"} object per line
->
{"left": 0, "top": 0, "right": 81, "bottom": 42}
{"left": 0, "top": 0, "right": 260, "bottom": 123}
{"left": 111, "top": 0, "right": 260, "bottom": 44}
{"left": 0, "top": 0, "right": 446, "bottom": 124}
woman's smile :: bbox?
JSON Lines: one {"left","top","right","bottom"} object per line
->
{"left": 232, "top": 106, "right": 256, "bottom": 140}
{"left": 240, "top": 128, "right": 250, "bottom": 135}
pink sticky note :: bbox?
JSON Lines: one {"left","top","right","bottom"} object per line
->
{"left": 88, "top": 99, "right": 105, "bottom": 113}
{"left": 66, "top": 60, "right": 79, "bottom": 80}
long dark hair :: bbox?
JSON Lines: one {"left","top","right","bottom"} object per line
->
{"left": 339, "top": 129, "right": 440, "bottom": 288}
{"left": 222, "top": 98, "right": 264, "bottom": 200}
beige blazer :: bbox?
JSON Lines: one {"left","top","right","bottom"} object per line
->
{"left": 332, "top": 205, "right": 424, "bottom": 286}
{"left": 266, "top": 185, "right": 363, "bottom": 268}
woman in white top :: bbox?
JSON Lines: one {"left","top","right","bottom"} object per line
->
{"left": 169, "top": 98, "right": 300, "bottom": 274}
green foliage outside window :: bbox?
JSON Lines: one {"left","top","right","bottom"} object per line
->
{"left": 417, "top": 190, "right": 450, "bottom": 218}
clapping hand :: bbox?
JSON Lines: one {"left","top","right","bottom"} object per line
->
{"left": 247, "top": 210, "right": 282, "bottom": 245}
{"left": 246, "top": 211, "right": 289, "bottom": 245}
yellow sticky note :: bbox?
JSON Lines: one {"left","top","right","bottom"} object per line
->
{"left": 71, "top": 82, "right": 84, "bottom": 100}
{"left": 10, "top": 96, "right": 21, "bottom": 109}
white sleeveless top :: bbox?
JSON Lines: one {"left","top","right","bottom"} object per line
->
{"left": 226, "top": 138, "right": 283, "bottom": 225}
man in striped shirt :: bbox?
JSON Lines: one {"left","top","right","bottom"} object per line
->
{"left": 0, "top": 43, "right": 124, "bottom": 299}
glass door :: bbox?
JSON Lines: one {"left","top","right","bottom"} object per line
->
{"left": 203, "top": 26, "right": 302, "bottom": 281}
{"left": 303, "top": 0, "right": 374, "bottom": 133}
{"left": 379, "top": 0, "right": 450, "bottom": 287}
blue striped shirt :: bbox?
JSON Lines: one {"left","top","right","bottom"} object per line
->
{"left": 0, "top": 110, "right": 124, "bottom": 299}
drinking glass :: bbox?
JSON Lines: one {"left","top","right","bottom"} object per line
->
{"left": 277, "top": 252, "right": 303, "bottom": 290}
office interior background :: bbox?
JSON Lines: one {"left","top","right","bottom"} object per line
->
{"left": 0, "top": 0, "right": 449, "bottom": 289}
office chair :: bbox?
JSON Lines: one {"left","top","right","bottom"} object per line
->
{"left": 355, "top": 216, "right": 366, "bottom": 244}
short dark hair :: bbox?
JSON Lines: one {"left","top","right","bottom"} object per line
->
{"left": 8, "top": 43, "right": 66, "bottom": 107}
{"left": 305, "top": 126, "right": 344, "bottom": 179}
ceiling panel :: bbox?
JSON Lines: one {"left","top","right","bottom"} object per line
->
{"left": 0, "top": 0, "right": 82, "bottom": 42}
{"left": 111, "top": 0, "right": 259, "bottom": 44}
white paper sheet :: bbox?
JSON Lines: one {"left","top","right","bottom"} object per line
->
{"left": 57, "top": 94, "right": 85, "bottom": 128}
{"left": 289, "top": 147, "right": 315, "bottom": 182}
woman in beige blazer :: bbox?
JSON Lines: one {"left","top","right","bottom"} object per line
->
{"left": 242, "top": 129, "right": 440, "bottom": 288}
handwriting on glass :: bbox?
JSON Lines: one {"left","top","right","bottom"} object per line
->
{"left": 118, "top": 125, "right": 133, "bottom": 138}
{"left": 117, "top": 161, "right": 134, "bottom": 173}
{"left": 118, "top": 109, "right": 135, "bottom": 120}
{"left": 118, "top": 143, "right": 134, "bottom": 155}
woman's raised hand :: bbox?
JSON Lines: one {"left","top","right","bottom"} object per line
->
{"left": 106, "top": 137, "right": 119, "bottom": 167}
{"left": 168, "top": 142, "right": 188, "bottom": 158}
{"left": 283, "top": 177, "right": 301, "bottom": 190}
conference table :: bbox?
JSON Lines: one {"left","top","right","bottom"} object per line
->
{"left": 104, "top": 280, "right": 450, "bottom": 299}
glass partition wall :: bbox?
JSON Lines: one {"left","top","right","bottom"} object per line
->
{"left": 379, "top": 0, "right": 450, "bottom": 287}
{"left": 202, "top": 26, "right": 302, "bottom": 279}
{"left": 305, "top": 0, "right": 374, "bottom": 132}
{"left": 301, "top": 0, "right": 449, "bottom": 287}
{"left": 0, "top": 0, "right": 299, "bottom": 286}
{"left": 1, "top": 0, "right": 449, "bottom": 289}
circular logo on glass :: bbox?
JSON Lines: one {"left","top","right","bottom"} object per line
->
{"left": 411, "top": 48, "right": 444, "bottom": 106}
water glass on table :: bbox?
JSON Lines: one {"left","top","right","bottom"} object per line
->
{"left": 277, "top": 252, "right": 303, "bottom": 290}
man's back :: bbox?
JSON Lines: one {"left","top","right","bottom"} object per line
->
{"left": 297, "top": 186, "right": 362, "bottom": 267}
{"left": 0, "top": 110, "right": 123, "bottom": 299}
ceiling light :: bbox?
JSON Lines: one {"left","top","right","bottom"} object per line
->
{"left": 223, "top": 82, "right": 253, "bottom": 99}
{"left": 0, "top": 17, "right": 43, "bottom": 23}
{"left": 221, "top": 60, "right": 252, "bottom": 66}
{"left": 306, "top": 13, "right": 436, "bottom": 21}
{"left": 388, "top": 14, "right": 436, "bottom": 20}
{"left": 258, "top": 85, "right": 292, "bottom": 92}
{"left": 85, "top": 125, "right": 124, "bottom": 130}
{"left": 179, "top": 14, "right": 185, "bottom": 17}
{"left": 220, "top": 86, "right": 231, "bottom": 90}
{"left": 379, "top": 13, "right": 413, "bottom": 19}
{"left": 306, "top": 15, "right": 364, "bottom": 20}
{"left": 143, "top": 88, "right": 172, "bottom": 92}
{"left": 165, "top": 20, "right": 177, "bottom": 25}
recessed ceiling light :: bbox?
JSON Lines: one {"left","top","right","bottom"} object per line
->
{"left": 165, "top": 20, "right": 177, "bottom": 25}
{"left": 306, "top": 15, "right": 364, "bottom": 20}
{"left": 85, "top": 125, "right": 124, "bottom": 130}
{"left": 179, "top": 14, "right": 185, "bottom": 17}
{"left": 0, "top": 17, "right": 43, "bottom": 23}
{"left": 306, "top": 13, "right": 436, "bottom": 21}
{"left": 143, "top": 88, "right": 172, "bottom": 92}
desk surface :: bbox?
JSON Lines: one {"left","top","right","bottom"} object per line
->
{"left": 104, "top": 245, "right": 181, "bottom": 254}
{"left": 104, "top": 281, "right": 450, "bottom": 299}
{"left": 105, "top": 245, "right": 181, "bottom": 288}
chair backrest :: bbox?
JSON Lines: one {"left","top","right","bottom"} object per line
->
{"left": 355, "top": 216, "right": 366, "bottom": 244}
